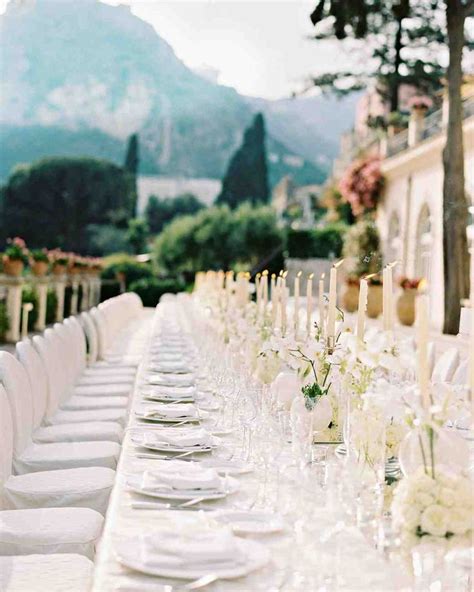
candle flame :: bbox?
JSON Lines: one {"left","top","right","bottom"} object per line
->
{"left": 297, "top": 270, "right": 302, "bottom": 278}
{"left": 321, "top": 272, "right": 325, "bottom": 280}
{"left": 364, "top": 273, "right": 376, "bottom": 280}
{"left": 308, "top": 273, "right": 314, "bottom": 280}
{"left": 271, "top": 273, "right": 276, "bottom": 279}
{"left": 333, "top": 259, "right": 345, "bottom": 269}
{"left": 262, "top": 269, "right": 268, "bottom": 276}
{"left": 389, "top": 260, "right": 400, "bottom": 269}
{"left": 279, "top": 270, "right": 284, "bottom": 276}
{"left": 283, "top": 270, "right": 289, "bottom": 278}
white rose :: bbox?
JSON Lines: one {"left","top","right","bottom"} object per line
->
{"left": 400, "top": 505, "right": 421, "bottom": 531}
{"left": 447, "top": 508, "right": 471, "bottom": 536}
{"left": 420, "top": 505, "right": 448, "bottom": 537}
{"left": 417, "top": 492, "right": 436, "bottom": 508}
{"left": 438, "top": 487, "right": 455, "bottom": 508}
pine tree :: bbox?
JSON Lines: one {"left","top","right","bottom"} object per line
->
{"left": 216, "top": 113, "right": 269, "bottom": 209}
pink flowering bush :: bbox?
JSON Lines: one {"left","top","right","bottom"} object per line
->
{"left": 339, "top": 157, "right": 384, "bottom": 217}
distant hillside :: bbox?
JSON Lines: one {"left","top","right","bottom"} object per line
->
{"left": 0, "top": 0, "right": 355, "bottom": 187}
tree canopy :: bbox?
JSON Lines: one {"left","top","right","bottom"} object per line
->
{"left": 145, "top": 193, "right": 205, "bottom": 234}
{"left": 154, "top": 203, "right": 283, "bottom": 274}
{"left": 1, "top": 157, "right": 135, "bottom": 253}
{"left": 216, "top": 113, "right": 269, "bottom": 209}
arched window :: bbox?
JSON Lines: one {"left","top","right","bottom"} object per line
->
{"left": 386, "top": 211, "right": 401, "bottom": 264}
{"left": 415, "top": 204, "right": 432, "bottom": 280}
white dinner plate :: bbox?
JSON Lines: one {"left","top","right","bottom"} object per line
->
{"left": 133, "top": 411, "right": 200, "bottom": 424}
{"left": 213, "top": 510, "right": 285, "bottom": 535}
{"left": 114, "top": 535, "right": 270, "bottom": 579}
{"left": 199, "top": 458, "right": 253, "bottom": 475}
{"left": 130, "top": 432, "right": 220, "bottom": 453}
{"left": 125, "top": 473, "right": 239, "bottom": 500}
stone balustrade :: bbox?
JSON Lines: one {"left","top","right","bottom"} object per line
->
{"left": 0, "top": 273, "right": 102, "bottom": 343}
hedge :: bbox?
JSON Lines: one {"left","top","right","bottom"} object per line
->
{"left": 287, "top": 224, "right": 347, "bottom": 259}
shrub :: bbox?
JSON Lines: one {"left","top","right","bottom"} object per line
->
{"left": 46, "top": 289, "right": 57, "bottom": 324}
{"left": 0, "top": 301, "right": 9, "bottom": 341}
{"left": 342, "top": 218, "right": 382, "bottom": 277}
{"left": 287, "top": 223, "right": 347, "bottom": 259}
{"left": 129, "top": 277, "right": 186, "bottom": 307}
{"left": 22, "top": 286, "right": 39, "bottom": 331}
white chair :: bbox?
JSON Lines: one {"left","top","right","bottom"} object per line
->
{"left": 431, "top": 347, "right": 460, "bottom": 383}
{"left": 33, "top": 334, "right": 128, "bottom": 427}
{"left": 0, "top": 352, "right": 120, "bottom": 474}
{"left": 80, "top": 311, "right": 137, "bottom": 374}
{"left": 0, "top": 384, "right": 115, "bottom": 514}
{"left": 0, "top": 507, "right": 103, "bottom": 559}
{"left": 0, "top": 553, "right": 93, "bottom": 592}
{"left": 452, "top": 359, "right": 469, "bottom": 386}
{"left": 16, "top": 340, "right": 122, "bottom": 444}
{"left": 50, "top": 325, "right": 130, "bottom": 406}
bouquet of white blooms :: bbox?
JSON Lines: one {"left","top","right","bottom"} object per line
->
{"left": 392, "top": 466, "right": 473, "bottom": 551}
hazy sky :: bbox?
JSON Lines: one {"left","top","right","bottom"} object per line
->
{"left": 0, "top": 0, "right": 358, "bottom": 99}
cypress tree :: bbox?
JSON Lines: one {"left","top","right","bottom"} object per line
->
{"left": 124, "top": 133, "right": 139, "bottom": 214}
{"left": 216, "top": 113, "right": 269, "bottom": 209}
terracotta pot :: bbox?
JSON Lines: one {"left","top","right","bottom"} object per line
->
{"left": 31, "top": 261, "right": 49, "bottom": 277}
{"left": 69, "top": 266, "right": 82, "bottom": 275}
{"left": 397, "top": 288, "right": 417, "bottom": 326}
{"left": 52, "top": 264, "right": 67, "bottom": 276}
{"left": 342, "top": 283, "right": 359, "bottom": 313}
{"left": 367, "top": 284, "right": 383, "bottom": 318}
{"left": 3, "top": 259, "right": 24, "bottom": 277}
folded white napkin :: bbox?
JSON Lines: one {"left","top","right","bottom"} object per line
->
{"left": 142, "top": 403, "right": 198, "bottom": 419}
{"left": 144, "top": 427, "right": 211, "bottom": 448}
{"left": 142, "top": 465, "right": 221, "bottom": 492}
{"left": 142, "top": 529, "right": 243, "bottom": 569}
{"left": 146, "top": 373, "right": 195, "bottom": 388}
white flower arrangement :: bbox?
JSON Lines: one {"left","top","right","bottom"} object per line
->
{"left": 391, "top": 466, "right": 473, "bottom": 551}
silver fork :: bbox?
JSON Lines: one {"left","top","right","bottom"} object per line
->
{"left": 134, "top": 450, "right": 196, "bottom": 461}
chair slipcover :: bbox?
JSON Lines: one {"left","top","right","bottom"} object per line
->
{"left": 0, "top": 355, "right": 120, "bottom": 473}
{"left": 452, "top": 359, "right": 469, "bottom": 386}
{"left": 0, "top": 385, "right": 115, "bottom": 514}
{"left": 0, "top": 507, "right": 103, "bottom": 559}
{"left": 431, "top": 347, "right": 460, "bottom": 383}
{"left": 0, "top": 553, "right": 93, "bottom": 592}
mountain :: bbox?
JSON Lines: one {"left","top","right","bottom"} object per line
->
{"left": 0, "top": 0, "right": 355, "bottom": 188}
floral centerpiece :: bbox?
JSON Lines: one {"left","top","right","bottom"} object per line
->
{"left": 3, "top": 237, "right": 29, "bottom": 276}
{"left": 30, "top": 248, "right": 50, "bottom": 277}
{"left": 339, "top": 157, "right": 384, "bottom": 218}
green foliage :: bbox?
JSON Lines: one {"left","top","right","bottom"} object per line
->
{"left": 30, "top": 248, "right": 49, "bottom": 263}
{"left": 86, "top": 224, "right": 129, "bottom": 256}
{"left": 1, "top": 157, "right": 135, "bottom": 252}
{"left": 342, "top": 218, "right": 382, "bottom": 277}
{"left": 101, "top": 254, "right": 154, "bottom": 287}
{"left": 154, "top": 203, "right": 283, "bottom": 274}
{"left": 129, "top": 277, "right": 186, "bottom": 307}
{"left": 22, "top": 286, "right": 39, "bottom": 331}
{"left": 127, "top": 218, "right": 149, "bottom": 254}
{"left": 46, "top": 289, "right": 57, "bottom": 325}
{"left": 145, "top": 194, "right": 205, "bottom": 234}
{"left": 287, "top": 224, "right": 347, "bottom": 259}
{"left": 216, "top": 114, "right": 269, "bottom": 209}
{"left": 0, "top": 301, "right": 9, "bottom": 340}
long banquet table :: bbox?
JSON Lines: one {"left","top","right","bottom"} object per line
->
{"left": 92, "top": 296, "right": 412, "bottom": 592}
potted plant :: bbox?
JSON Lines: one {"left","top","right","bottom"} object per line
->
{"left": 30, "top": 248, "right": 50, "bottom": 277}
{"left": 387, "top": 111, "right": 408, "bottom": 136}
{"left": 342, "top": 275, "right": 360, "bottom": 313}
{"left": 2, "top": 237, "right": 29, "bottom": 277}
{"left": 397, "top": 277, "right": 422, "bottom": 326}
{"left": 367, "top": 275, "right": 383, "bottom": 318}
{"left": 49, "top": 249, "right": 69, "bottom": 276}
{"left": 69, "top": 256, "right": 86, "bottom": 276}
{"left": 408, "top": 95, "right": 433, "bottom": 116}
